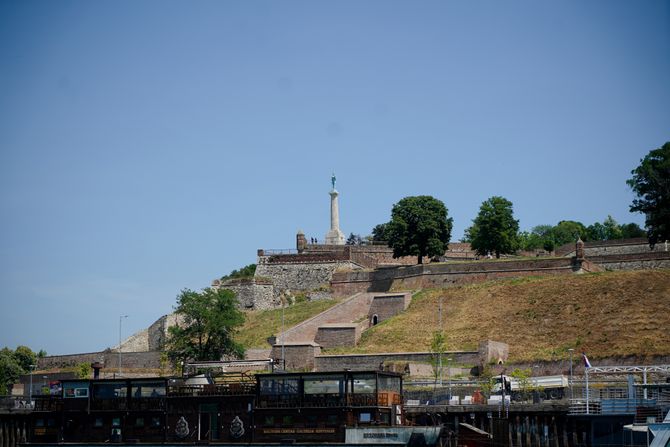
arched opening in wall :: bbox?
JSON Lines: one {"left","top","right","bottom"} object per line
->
{"left": 372, "top": 315, "right": 379, "bottom": 326}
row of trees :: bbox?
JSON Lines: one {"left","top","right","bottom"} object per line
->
{"left": 366, "top": 142, "right": 669, "bottom": 261}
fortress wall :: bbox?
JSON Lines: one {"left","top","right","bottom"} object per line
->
{"left": 315, "top": 351, "right": 480, "bottom": 372}
{"left": 555, "top": 238, "right": 665, "bottom": 257}
{"left": 256, "top": 257, "right": 357, "bottom": 293}
{"left": 220, "top": 280, "right": 277, "bottom": 310}
{"left": 38, "top": 351, "right": 161, "bottom": 370}
{"left": 331, "top": 258, "right": 579, "bottom": 296}
{"left": 591, "top": 251, "right": 670, "bottom": 271}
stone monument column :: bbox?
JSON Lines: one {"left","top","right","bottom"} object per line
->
{"left": 325, "top": 174, "right": 345, "bottom": 245}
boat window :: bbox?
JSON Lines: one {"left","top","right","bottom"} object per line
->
{"left": 304, "top": 375, "right": 344, "bottom": 395}
{"left": 92, "top": 383, "right": 127, "bottom": 399}
{"left": 35, "top": 419, "right": 44, "bottom": 427}
{"left": 282, "top": 415, "right": 294, "bottom": 426}
{"left": 150, "top": 417, "right": 161, "bottom": 428}
{"left": 326, "top": 414, "right": 339, "bottom": 427}
{"left": 135, "top": 417, "right": 144, "bottom": 427}
{"left": 131, "top": 381, "right": 165, "bottom": 398}
{"left": 262, "top": 416, "right": 275, "bottom": 427}
{"left": 94, "top": 418, "right": 103, "bottom": 428}
{"left": 259, "top": 377, "right": 299, "bottom": 395}
{"left": 63, "top": 381, "right": 89, "bottom": 398}
{"left": 112, "top": 418, "right": 121, "bottom": 427}
{"left": 378, "top": 375, "right": 401, "bottom": 393}
{"left": 359, "top": 413, "right": 371, "bottom": 423}
{"left": 352, "top": 375, "right": 376, "bottom": 393}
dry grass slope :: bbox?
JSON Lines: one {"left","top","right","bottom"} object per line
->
{"left": 333, "top": 269, "right": 670, "bottom": 362}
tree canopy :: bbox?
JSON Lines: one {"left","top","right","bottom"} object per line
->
{"left": 627, "top": 142, "right": 670, "bottom": 246}
{"left": 0, "top": 345, "right": 40, "bottom": 395}
{"left": 165, "top": 287, "right": 245, "bottom": 364}
{"left": 385, "top": 196, "right": 453, "bottom": 264}
{"left": 466, "top": 196, "right": 520, "bottom": 258}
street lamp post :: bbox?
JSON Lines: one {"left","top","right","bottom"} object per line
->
{"left": 447, "top": 357, "right": 453, "bottom": 401}
{"left": 438, "top": 296, "right": 442, "bottom": 386}
{"left": 568, "top": 348, "right": 574, "bottom": 400}
{"left": 29, "top": 364, "right": 36, "bottom": 406}
{"left": 119, "top": 315, "right": 128, "bottom": 377}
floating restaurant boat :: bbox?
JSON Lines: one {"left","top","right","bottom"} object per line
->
{"left": 27, "top": 370, "right": 441, "bottom": 446}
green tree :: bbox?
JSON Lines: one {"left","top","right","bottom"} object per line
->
{"left": 386, "top": 196, "right": 453, "bottom": 264}
{"left": 76, "top": 363, "right": 92, "bottom": 379}
{"left": 165, "top": 288, "right": 246, "bottom": 364}
{"left": 621, "top": 222, "right": 646, "bottom": 239}
{"left": 221, "top": 264, "right": 256, "bottom": 281}
{"left": 346, "top": 233, "right": 363, "bottom": 245}
{"left": 467, "top": 196, "right": 520, "bottom": 258}
{"left": 13, "top": 346, "right": 36, "bottom": 371}
{"left": 0, "top": 348, "right": 23, "bottom": 395}
{"left": 586, "top": 222, "right": 607, "bottom": 241}
{"left": 602, "top": 215, "right": 623, "bottom": 240}
{"left": 551, "top": 220, "right": 588, "bottom": 246}
{"left": 371, "top": 223, "right": 389, "bottom": 242}
{"left": 627, "top": 142, "right": 670, "bottom": 246}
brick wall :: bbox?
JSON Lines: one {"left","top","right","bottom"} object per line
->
{"left": 270, "top": 343, "right": 322, "bottom": 370}
{"left": 590, "top": 251, "right": 670, "bottom": 271}
{"left": 368, "top": 293, "right": 411, "bottom": 323}
{"left": 555, "top": 237, "right": 665, "bottom": 257}
{"left": 256, "top": 257, "right": 357, "bottom": 295}
{"left": 314, "top": 324, "right": 361, "bottom": 349}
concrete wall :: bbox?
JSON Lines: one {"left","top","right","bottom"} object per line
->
{"left": 331, "top": 258, "right": 591, "bottom": 296}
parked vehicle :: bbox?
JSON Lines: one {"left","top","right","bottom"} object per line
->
{"left": 491, "top": 374, "right": 568, "bottom": 400}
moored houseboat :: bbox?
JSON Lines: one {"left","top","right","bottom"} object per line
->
{"left": 26, "top": 370, "right": 441, "bottom": 446}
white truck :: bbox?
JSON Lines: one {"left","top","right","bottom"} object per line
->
{"left": 492, "top": 374, "right": 569, "bottom": 400}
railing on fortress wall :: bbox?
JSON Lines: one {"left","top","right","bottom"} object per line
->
{"left": 261, "top": 249, "right": 298, "bottom": 255}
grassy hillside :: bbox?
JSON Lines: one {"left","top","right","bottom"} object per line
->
{"left": 327, "top": 269, "right": 670, "bottom": 362}
{"left": 235, "top": 297, "right": 345, "bottom": 348}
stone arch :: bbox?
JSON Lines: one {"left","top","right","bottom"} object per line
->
{"left": 371, "top": 314, "right": 379, "bottom": 326}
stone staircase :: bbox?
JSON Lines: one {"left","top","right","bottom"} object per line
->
{"left": 275, "top": 292, "right": 375, "bottom": 344}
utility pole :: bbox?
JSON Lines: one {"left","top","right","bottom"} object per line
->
{"left": 29, "top": 364, "right": 36, "bottom": 407}
{"left": 568, "top": 348, "right": 574, "bottom": 401}
{"left": 438, "top": 296, "right": 443, "bottom": 386}
{"left": 118, "top": 315, "right": 128, "bottom": 377}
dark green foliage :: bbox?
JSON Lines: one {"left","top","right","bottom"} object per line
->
{"left": 371, "top": 223, "right": 389, "bottom": 242}
{"left": 386, "top": 196, "right": 453, "bottom": 264}
{"left": 467, "top": 196, "right": 520, "bottom": 258}
{"left": 221, "top": 264, "right": 256, "bottom": 281}
{"left": 627, "top": 142, "right": 670, "bottom": 246}
{"left": 0, "top": 346, "right": 40, "bottom": 395}
{"left": 552, "top": 221, "right": 588, "bottom": 245}
{"left": 346, "top": 233, "right": 363, "bottom": 245}
{"left": 621, "top": 222, "right": 646, "bottom": 239}
{"left": 165, "top": 288, "right": 246, "bottom": 364}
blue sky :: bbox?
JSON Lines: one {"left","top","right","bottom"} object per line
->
{"left": 1, "top": 0, "right": 668, "bottom": 355}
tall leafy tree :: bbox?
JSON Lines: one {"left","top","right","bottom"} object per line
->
{"left": 620, "top": 222, "right": 646, "bottom": 239}
{"left": 165, "top": 287, "right": 245, "bottom": 364}
{"left": 386, "top": 196, "right": 453, "bottom": 264}
{"left": 467, "top": 196, "right": 520, "bottom": 258}
{"left": 627, "top": 142, "right": 670, "bottom": 246}
{"left": 371, "top": 223, "right": 389, "bottom": 242}
{"left": 551, "top": 220, "right": 588, "bottom": 246}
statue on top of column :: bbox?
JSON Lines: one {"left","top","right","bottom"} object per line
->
{"left": 331, "top": 172, "right": 336, "bottom": 190}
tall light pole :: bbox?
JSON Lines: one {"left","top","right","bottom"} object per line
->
{"left": 568, "top": 348, "right": 574, "bottom": 400}
{"left": 29, "top": 364, "right": 36, "bottom": 405}
{"left": 119, "top": 315, "right": 128, "bottom": 377}
{"left": 447, "top": 357, "right": 453, "bottom": 400}
{"left": 281, "top": 298, "right": 285, "bottom": 370}
{"left": 438, "top": 296, "right": 443, "bottom": 386}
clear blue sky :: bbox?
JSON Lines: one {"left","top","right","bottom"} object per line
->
{"left": 1, "top": 0, "right": 668, "bottom": 355}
